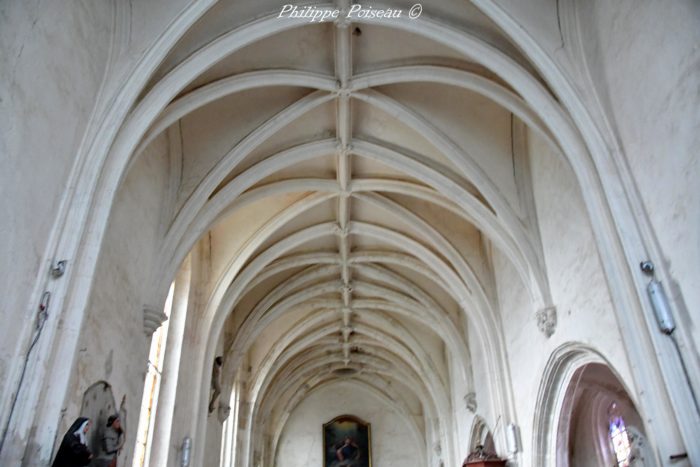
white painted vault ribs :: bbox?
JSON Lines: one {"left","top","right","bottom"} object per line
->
{"left": 1, "top": 1, "right": 698, "bottom": 467}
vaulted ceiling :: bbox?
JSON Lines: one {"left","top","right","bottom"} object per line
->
{"left": 132, "top": 1, "right": 557, "bottom": 463}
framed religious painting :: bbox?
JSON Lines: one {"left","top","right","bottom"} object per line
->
{"left": 323, "top": 415, "right": 372, "bottom": 467}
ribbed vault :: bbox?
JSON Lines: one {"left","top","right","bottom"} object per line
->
{"left": 3, "top": 2, "right": 697, "bottom": 467}
{"left": 127, "top": 2, "right": 566, "bottom": 466}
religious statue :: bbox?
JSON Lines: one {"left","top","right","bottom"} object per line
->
{"left": 209, "top": 356, "right": 223, "bottom": 413}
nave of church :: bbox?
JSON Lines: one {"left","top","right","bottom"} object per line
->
{"left": 1, "top": 1, "right": 698, "bottom": 466}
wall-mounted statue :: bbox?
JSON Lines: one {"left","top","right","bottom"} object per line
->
{"left": 209, "top": 356, "right": 223, "bottom": 413}
{"left": 95, "top": 414, "right": 125, "bottom": 467}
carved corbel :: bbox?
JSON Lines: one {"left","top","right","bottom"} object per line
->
{"left": 465, "top": 392, "right": 477, "bottom": 413}
{"left": 217, "top": 403, "right": 231, "bottom": 423}
{"left": 143, "top": 305, "right": 168, "bottom": 338}
{"left": 536, "top": 306, "right": 557, "bottom": 338}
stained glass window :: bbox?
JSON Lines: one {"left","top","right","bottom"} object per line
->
{"left": 608, "top": 413, "right": 632, "bottom": 467}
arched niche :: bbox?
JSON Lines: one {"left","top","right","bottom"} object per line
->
{"left": 557, "top": 363, "right": 646, "bottom": 467}
{"left": 468, "top": 416, "right": 496, "bottom": 454}
{"left": 80, "top": 381, "right": 116, "bottom": 459}
{"left": 465, "top": 415, "right": 496, "bottom": 458}
{"left": 532, "top": 343, "right": 653, "bottom": 466}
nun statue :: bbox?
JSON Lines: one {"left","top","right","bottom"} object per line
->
{"left": 51, "top": 417, "right": 93, "bottom": 467}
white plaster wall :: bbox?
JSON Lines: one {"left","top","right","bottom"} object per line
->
{"left": 177, "top": 88, "right": 310, "bottom": 205}
{"left": 375, "top": 84, "right": 521, "bottom": 213}
{"left": 0, "top": 0, "right": 112, "bottom": 411}
{"left": 492, "top": 0, "right": 561, "bottom": 53}
{"left": 494, "top": 130, "right": 632, "bottom": 463}
{"left": 59, "top": 136, "right": 170, "bottom": 466}
{"left": 276, "top": 382, "right": 422, "bottom": 467}
{"left": 369, "top": 193, "right": 490, "bottom": 285}
{"left": 575, "top": 0, "right": 700, "bottom": 349}
{"left": 125, "top": 0, "right": 191, "bottom": 59}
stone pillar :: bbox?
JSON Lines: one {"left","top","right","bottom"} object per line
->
{"left": 148, "top": 256, "right": 192, "bottom": 466}
{"left": 165, "top": 240, "right": 212, "bottom": 467}
{"left": 235, "top": 377, "right": 252, "bottom": 467}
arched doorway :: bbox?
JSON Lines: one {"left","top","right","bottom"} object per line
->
{"left": 557, "top": 363, "right": 649, "bottom": 466}
{"left": 533, "top": 344, "right": 655, "bottom": 466}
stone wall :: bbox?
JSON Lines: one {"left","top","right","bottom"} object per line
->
{"left": 575, "top": 0, "right": 700, "bottom": 347}
{"left": 60, "top": 136, "right": 170, "bottom": 466}
{"left": 0, "top": 0, "right": 112, "bottom": 417}
{"left": 275, "top": 382, "right": 422, "bottom": 467}
{"left": 493, "top": 128, "right": 629, "bottom": 461}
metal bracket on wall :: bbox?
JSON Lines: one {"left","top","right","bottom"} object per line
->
{"left": 51, "top": 260, "right": 67, "bottom": 278}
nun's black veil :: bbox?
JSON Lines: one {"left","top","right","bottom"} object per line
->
{"left": 51, "top": 417, "right": 92, "bottom": 467}
{"left": 64, "top": 417, "right": 89, "bottom": 439}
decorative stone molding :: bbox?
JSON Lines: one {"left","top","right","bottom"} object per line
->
{"left": 627, "top": 426, "right": 652, "bottom": 465}
{"left": 465, "top": 392, "right": 477, "bottom": 413}
{"left": 217, "top": 403, "right": 231, "bottom": 423}
{"left": 334, "top": 13, "right": 351, "bottom": 29}
{"left": 341, "top": 284, "right": 353, "bottom": 296}
{"left": 536, "top": 306, "right": 557, "bottom": 338}
{"left": 341, "top": 325, "right": 353, "bottom": 341}
{"left": 143, "top": 305, "right": 168, "bottom": 338}
{"left": 334, "top": 223, "right": 350, "bottom": 237}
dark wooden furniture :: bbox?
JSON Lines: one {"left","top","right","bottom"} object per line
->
{"left": 464, "top": 460, "right": 507, "bottom": 467}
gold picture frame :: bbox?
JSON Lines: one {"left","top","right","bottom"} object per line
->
{"left": 323, "top": 415, "right": 372, "bottom": 467}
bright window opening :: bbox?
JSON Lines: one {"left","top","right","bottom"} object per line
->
{"left": 219, "top": 384, "right": 239, "bottom": 467}
{"left": 132, "top": 283, "right": 174, "bottom": 467}
{"left": 608, "top": 410, "right": 631, "bottom": 467}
